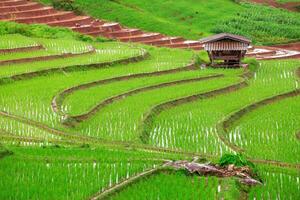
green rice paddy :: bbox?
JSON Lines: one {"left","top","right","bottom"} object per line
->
{"left": 0, "top": 25, "right": 299, "bottom": 200}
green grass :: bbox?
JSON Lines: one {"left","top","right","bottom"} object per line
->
{"left": 0, "top": 21, "right": 93, "bottom": 42}
{"left": 40, "top": 0, "right": 243, "bottom": 39}
{"left": 39, "top": 0, "right": 300, "bottom": 44}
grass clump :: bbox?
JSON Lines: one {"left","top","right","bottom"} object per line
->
{"left": 219, "top": 153, "right": 255, "bottom": 169}
{"left": 218, "top": 153, "right": 260, "bottom": 178}
{"left": 0, "top": 21, "right": 93, "bottom": 42}
{"left": 52, "top": 0, "right": 83, "bottom": 15}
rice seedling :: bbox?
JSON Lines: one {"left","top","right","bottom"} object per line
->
{"left": 61, "top": 69, "right": 229, "bottom": 116}
{"left": 0, "top": 36, "right": 93, "bottom": 62}
{"left": 0, "top": 147, "right": 162, "bottom": 200}
{"left": 229, "top": 95, "right": 300, "bottom": 163}
{"left": 0, "top": 34, "right": 39, "bottom": 50}
{"left": 109, "top": 171, "right": 240, "bottom": 200}
{"left": 0, "top": 115, "right": 61, "bottom": 141}
{"left": 148, "top": 60, "right": 299, "bottom": 155}
{"left": 248, "top": 164, "right": 300, "bottom": 200}
{"left": 0, "top": 29, "right": 299, "bottom": 199}
{"left": 71, "top": 74, "right": 241, "bottom": 142}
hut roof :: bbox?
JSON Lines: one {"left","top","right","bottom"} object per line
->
{"left": 199, "top": 33, "right": 251, "bottom": 44}
{"left": 204, "top": 41, "right": 249, "bottom": 51}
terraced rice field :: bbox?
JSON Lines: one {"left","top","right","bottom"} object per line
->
{"left": 0, "top": 33, "right": 299, "bottom": 200}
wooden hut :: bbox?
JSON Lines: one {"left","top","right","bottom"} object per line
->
{"left": 199, "top": 33, "right": 251, "bottom": 67}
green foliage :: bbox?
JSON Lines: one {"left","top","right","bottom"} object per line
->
{"left": 213, "top": 3, "right": 300, "bottom": 45}
{"left": 39, "top": 0, "right": 243, "bottom": 39}
{"left": 197, "top": 50, "right": 210, "bottom": 65}
{"left": 219, "top": 153, "right": 255, "bottom": 168}
{"left": 0, "top": 21, "right": 93, "bottom": 42}
{"left": 244, "top": 57, "right": 259, "bottom": 72}
{"left": 95, "top": 36, "right": 114, "bottom": 43}
{"left": 39, "top": 0, "right": 300, "bottom": 44}
{"left": 52, "top": 0, "right": 83, "bottom": 15}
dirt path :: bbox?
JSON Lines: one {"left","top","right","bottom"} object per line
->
{"left": 250, "top": 0, "right": 300, "bottom": 12}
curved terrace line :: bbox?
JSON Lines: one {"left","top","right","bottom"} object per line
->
{"left": 216, "top": 67, "right": 300, "bottom": 153}
{"left": 0, "top": 44, "right": 44, "bottom": 53}
{"left": 0, "top": 46, "right": 95, "bottom": 66}
{"left": 0, "top": 47, "right": 148, "bottom": 84}
{"left": 89, "top": 167, "right": 162, "bottom": 200}
{"left": 0, "top": 110, "right": 220, "bottom": 162}
{"left": 51, "top": 62, "right": 198, "bottom": 114}
{"left": 139, "top": 72, "right": 249, "bottom": 145}
{"left": 0, "top": 110, "right": 89, "bottom": 144}
{"left": 0, "top": 131, "right": 76, "bottom": 146}
{"left": 15, "top": 154, "right": 169, "bottom": 164}
{"left": 217, "top": 89, "right": 300, "bottom": 153}
{"left": 1, "top": 109, "right": 298, "bottom": 169}
{"left": 64, "top": 74, "right": 224, "bottom": 126}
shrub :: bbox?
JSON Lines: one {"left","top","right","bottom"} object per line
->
{"left": 52, "top": 0, "right": 83, "bottom": 15}
{"left": 219, "top": 153, "right": 256, "bottom": 170}
{"left": 0, "top": 21, "right": 93, "bottom": 42}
